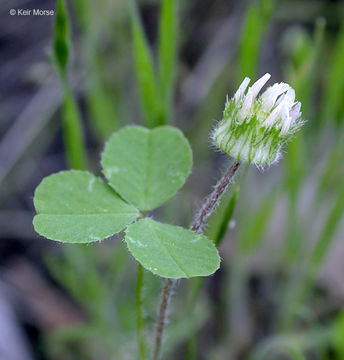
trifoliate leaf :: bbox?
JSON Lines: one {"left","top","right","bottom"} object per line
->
{"left": 125, "top": 219, "right": 220, "bottom": 278}
{"left": 101, "top": 126, "right": 192, "bottom": 211}
{"left": 33, "top": 171, "right": 139, "bottom": 243}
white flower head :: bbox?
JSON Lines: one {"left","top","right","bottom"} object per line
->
{"left": 212, "top": 73, "right": 304, "bottom": 166}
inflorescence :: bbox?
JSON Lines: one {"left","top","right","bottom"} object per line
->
{"left": 212, "top": 73, "right": 304, "bottom": 166}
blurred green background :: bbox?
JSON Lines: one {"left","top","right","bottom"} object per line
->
{"left": 0, "top": 0, "right": 344, "bottom": 359}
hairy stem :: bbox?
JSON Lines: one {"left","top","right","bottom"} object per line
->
{"left": 152, "top": 160, "right": 240, "bottom": 360}
{"left": 153, "top": 278, "right": 175, "bottom": 360}
{"left": 137, "top": 264, "right": 147, "bottom": 360}
{"left": 191, "top": 161, "right": 240, "bottom": 233}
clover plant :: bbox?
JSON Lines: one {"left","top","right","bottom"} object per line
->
{"left": 33, "top": 126, "right": 220, "bottom": 279}
{"left": 33, "top": 73, "right": 304, "bottom": 360}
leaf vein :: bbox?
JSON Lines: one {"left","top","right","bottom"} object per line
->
{"left": 149, "top": 224, "right": 191, "bottom": 277}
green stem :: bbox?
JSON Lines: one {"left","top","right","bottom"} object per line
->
{"left": 136, "top": 264, "right": 147, "bottom": 360}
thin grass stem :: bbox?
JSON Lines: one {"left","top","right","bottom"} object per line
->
{"left": 136, "top": 264, "right": 147, "bottom": 360}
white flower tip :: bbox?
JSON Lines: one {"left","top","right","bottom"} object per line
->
{"left": 239, "top": 88, "right": 253, "bottom": 119}
{"left": 264, "top": 101, "right": 283, "bottom": 128}
{"left": 290, "top": 102, "right": 302, "bottom": 122}
{"left": 234, "top": 77, "right": 251, "bottom": 102}
{"left": 285, "top": 88, "right": 295, "bottom": 104}
{"left": 261, "top": 82, "right": 290, "bottom": 112}
{"left": 250, "top": 73, "right": 271, "bottom": 99}
{"left": 279, "top": 104, "right": 292, "bottom": 135}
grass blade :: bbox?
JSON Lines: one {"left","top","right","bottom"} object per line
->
{"left": 317, "top": 125, "right": 344, "bottom": 200}
{"left": 61, "top": 87, "right": 87, "bottom": 170}
{"left": 238, "top": 189, "right": 277, "bottom": 254}
{"left": 72, "top": 0, "right": 119, "bottom": 141}
{"left": 250, "top": 327, "right": 332, "bottom": 360}
{"left": 237, "top": 0, "right": 274, "bottom": 84}
{"left": 282, "top": 19, "right": 325, "bottom": 262}
{"left": 283, "top": 18, "right": 325, "bottom": 118}
{"left": 333, "top": 309, "right": 344, "bottom": 359}
{"left": 158, "top": 0, "right": 178, "bottom": 122}
{"left": 53, "top": 0, "right": 87, "bottom": 169}
{"left": 53, "top": 0, "right": 69, "bottom": 79}
{"left": 87, "top": 77, "right": 119, "bottom": 141}
{"left": 214, "top": 186, "right": 239, "bottom": 246}
{"left": 285, "top": 181, "right": 344, "bottom": 319}
{"left": 136, "top": 264, "right": 147, "bottom": 360}
{"left": 319, "top": 21, "right": 344, "bottom": 124}
{"left": 127, "top": 0, "right": 164, "bottom": 128}
{"left": 310, "top": 181, "right": 344, "bottom": 271}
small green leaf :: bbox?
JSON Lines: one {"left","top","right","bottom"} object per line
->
{"left": 101, "top": 126, "right": 192, "bottom": 211}
{"left": 125, "top": 219, "right": 220, "bottom": 279}
{"left": 33, "top": 171, "right": 139, "bottom": 243}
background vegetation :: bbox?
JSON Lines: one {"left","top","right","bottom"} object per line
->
{"left": 0, "top": 0, "right": 344, "bottom": 359}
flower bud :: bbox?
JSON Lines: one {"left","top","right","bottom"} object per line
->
{"left": 212, "top": 73, "right": 304, "bottom": 166}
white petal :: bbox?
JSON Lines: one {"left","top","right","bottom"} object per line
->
{"left": 289, "top": 102, "right": 301, "bottom": 122}
{"left": 234, "top": 77, "right": 250, "bottom": 102}
{"left": 261, "top": 82, "right": 290, "bottom": 112}
{"left": 264, "top": 101, "right": 284, "bottom": 128}
{"left": 250, "top": 73, "right": 271, "bottom": 100}
{"left": 239, "top": 88, "right": 253, "bottom": 119}
{"left": 280, "top": 103, "right": 292, "bottom": 135}
{"left": 275, "top": 87, "right": 295, "bottom": 109}
{"left": 285, "top": 87, "right": 295, "bottom": 104}
{"left": 281, "top": 103, "right": 290, "bottom": 122}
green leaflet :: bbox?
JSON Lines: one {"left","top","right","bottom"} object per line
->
{"left": 101, "top": 126, "right": 192, "bottom": 211}
{"left": 33, "top": 171, "right": 139, "bottom": 243}
{"left": 32, "top": 126, "right": 220, "bottom": 280}
{"left": 125, "top": 219, "right": 220, "bottom": 279}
